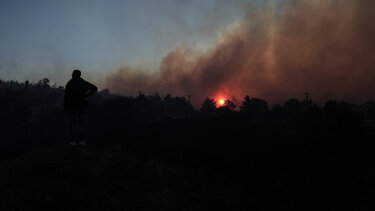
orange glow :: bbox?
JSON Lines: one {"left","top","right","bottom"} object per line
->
{"left": 218, "top": 99, "right": 225, "bottom": 106}
{"left": 215, "top": 93, "right": 227, "bottom": 107}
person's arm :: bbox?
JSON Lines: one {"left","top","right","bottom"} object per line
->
{"left": 84, "top": 80, "right": 98, "bottom": 97}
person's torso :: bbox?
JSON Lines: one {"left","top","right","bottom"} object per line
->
{"left": 66, "top": 78, "right": 88, "bottom": 109}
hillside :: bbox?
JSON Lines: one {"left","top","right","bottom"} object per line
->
{"left": 1, "top": 126, "right": 375, "bottom": 210}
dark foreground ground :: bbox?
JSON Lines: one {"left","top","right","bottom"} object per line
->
{"left": 1, "top": 119, "right": 375, "bottom": 210}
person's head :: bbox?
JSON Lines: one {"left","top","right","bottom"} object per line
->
{"left": 72, "top": 69, "right": 81, "bottom": 79}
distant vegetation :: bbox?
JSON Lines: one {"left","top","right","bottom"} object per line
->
{"left": 1, "top": 78, "right": 375, "bottom": 150}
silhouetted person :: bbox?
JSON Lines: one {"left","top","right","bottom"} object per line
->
{"left": 64, "top": 70, "right": 97, "bottom": 146}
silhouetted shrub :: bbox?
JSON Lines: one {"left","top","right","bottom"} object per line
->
{"left": 200, "top": 98, "right": 216, "bottom": 118}
{"left": 240, "top": 96, "right": 269, "bottom": 122}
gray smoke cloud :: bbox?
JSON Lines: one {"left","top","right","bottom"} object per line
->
{"left": 105, "top": 0, "right": 375, "bottom": 106}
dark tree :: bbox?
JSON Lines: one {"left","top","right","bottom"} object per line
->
{"left": 240, "top": 96, "right": 269, "bottom": 121}
{"left": 224, "top": 99, "right": 236, "bottom": 110}
{"left": 37, "top": 78, "right": 50, "bottom": 88}
{"left": 200, "top": 98, "right": 216, "bottom": 118}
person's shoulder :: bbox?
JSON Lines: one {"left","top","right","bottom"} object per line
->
{"left": 65, "top": 79, "right": 73, "bottom": 87}
{"left": 80, "top": 78, "right": 95, "bottom": 87}
{"left": 78, "top": 77, "right": 88, "bottom": 83}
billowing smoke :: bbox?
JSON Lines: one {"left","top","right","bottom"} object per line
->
{"left": 106, "top": 0, "right": 375, "bottom": 106}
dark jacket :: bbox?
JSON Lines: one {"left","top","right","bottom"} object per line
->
{"left": 63, "top": 77, "right": 97, "bottom": 112}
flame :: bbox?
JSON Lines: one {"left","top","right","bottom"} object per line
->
{"left": 216, "top": 93, "right": 227, "bottom": 107}
{"left": 218, "top": 99, "right": 225, "bottom": 106}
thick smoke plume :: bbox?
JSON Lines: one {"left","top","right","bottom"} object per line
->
{"left": 106, "top": 0, "right": 375, "bottom": 105}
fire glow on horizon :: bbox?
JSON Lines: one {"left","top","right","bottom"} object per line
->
{"left": 218, "top": 99, "right": 225, "bottom": 107}
{"left": 215, "top": 92, "right": 228, "bottom": 107}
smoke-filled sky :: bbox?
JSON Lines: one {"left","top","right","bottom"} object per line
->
{"left": 1, "top": 0, "right": 375, "bottom": 104}
{"left": 0, "top": 0, "right": 248, "bottom": 84}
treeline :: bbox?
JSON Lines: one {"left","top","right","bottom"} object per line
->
{"left": 1, "top": 78, "right": 375, "bottom": 149}
{"left": 1, "top": 78, "right": 375, "bottom": 123}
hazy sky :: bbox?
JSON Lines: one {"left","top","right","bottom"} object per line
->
{"left": 0, "top": 0, "right": 256, "bottom": 85}
{"left": 4, "top": 0, "right": 373, "bottom": 105}
{"left": 104, "top": 0, "right": 375, "bottom": 105}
